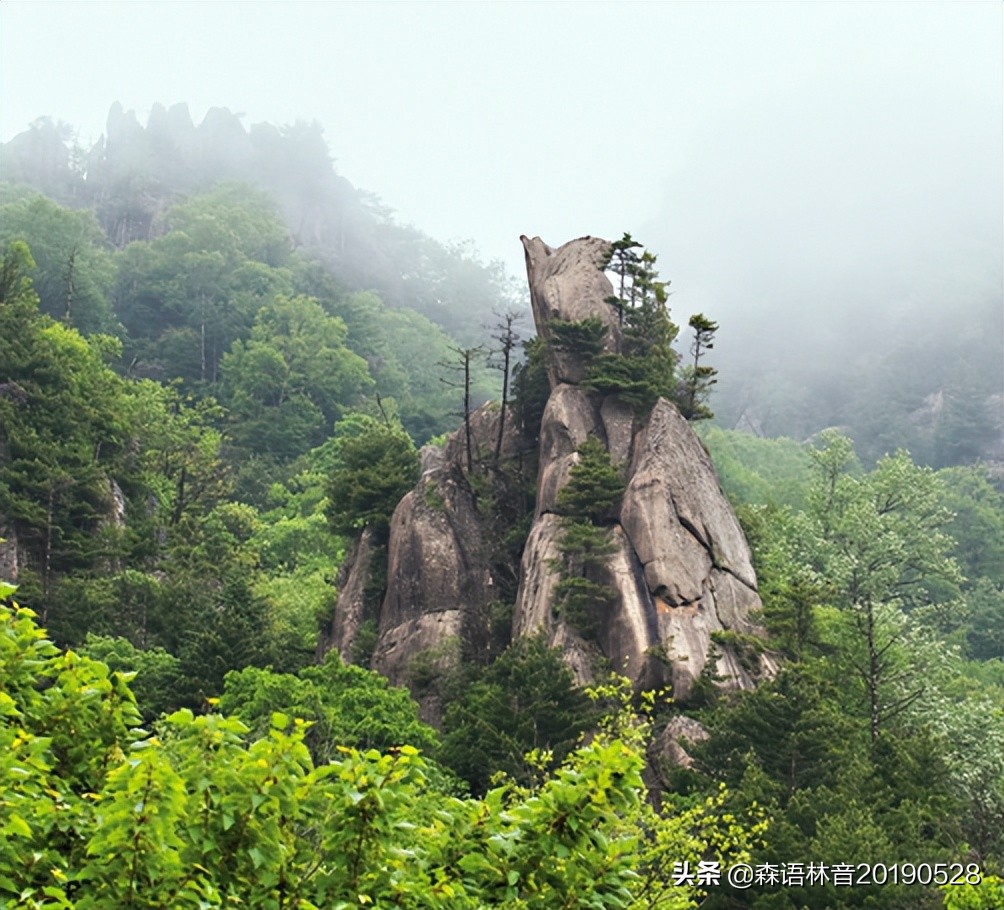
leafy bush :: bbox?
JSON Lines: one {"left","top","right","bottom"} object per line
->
{"left": 1, "top": 589, "right": 763, "bottom": 909}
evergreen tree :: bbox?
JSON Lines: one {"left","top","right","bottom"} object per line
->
{"left": 555, "top": 435, "right": 624, "bottom": 524}
{"left": 546, "top": 316, "right": 608, "bottom": 361}
{"left": 511, "top": 335, "right": 551, "bottom": 440}
{"left": 324, "top": 414, "right": 420, "bottom": 542}
{"left": 586, "top": 236, "right": 679, "bottom": 414}
{"left": 0, "top": 243, "right": 131, "bottom": 617}
{"left": 0, "top": 194, "right": 117, "bottom": 334}
{"left": 440, "top": 635, "right": 594, "bottom": 794}
{"left": 602, "top": 232, "right": 643, "bottom": 326}
{"left": 438, "top": 344, "right": 484, "bottom": 472}
{"left": 678, "top": 312, "right": 718, "bottom": 421}
{"left": 552, "top": 436, "right": 625, "bottom": 638}
{"left": 488, "top": 310, "right": 522, "bottom": 463}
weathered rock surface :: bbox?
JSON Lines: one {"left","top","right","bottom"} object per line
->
{"left": 318, "top": 526, "right": 377, "bottom": 663}
{"left": 364, "top": 404, "right": 530, "bottom": 696}
{"left": 627, "top": 401, "right": 757, "bottom": 592}
{"left": 521, "top": 235, "right": 621, "bottom": 386}
{"left": 511, "top": 513, "right": 563, "bottom": 638}
{"left": 535, "top": 384, "right": 603, "bottom": 515}
{"left": 442, "top": 402, "right": 524, "bottom": 468}
{"left": 655, "top": 715, "right": 710, "bottom": 770}
{"left": 371, "top": 466, "right": 490, "bottom": 686}
{"left": 512, "top": 235, "right": 765, "bottom": 700}
{"left": 322, "top": 405, "right": 523, "bottom": 688}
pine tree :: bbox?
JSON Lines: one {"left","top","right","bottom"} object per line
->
{"left": 586, "top": 236, "right": 679, "bottom": 415}
{"left": 488, "top": 311, "right": 522, "bottom": 463}
{"left": 552, "top": 437, "right": 625, "bottom": 638}
{"left": 602, "top": 233, "right": 642, "bottom": 326}
{"left": 324, "top": 415, "right": 420, "bottom": 542}
{"left": 439, "top": 344, "right": 484, "bottom": 473}
{"left": 678, "top": 312, "right": 718, "bottom": 421}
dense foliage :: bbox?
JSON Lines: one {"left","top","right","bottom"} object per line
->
{"left": 0, "top": 117, "right": 506, "bottom": 682}
{"left": 323, "top": 413, "right": 421, "bottom": 542}
{"left": 684, "top": 429, "right": 1004, "bottom": 909}
{"left": 439, "top": 635, "right": 596, "bottom": 795}
{"left": 1, "top": 590, "right": 766, "bottom": 909}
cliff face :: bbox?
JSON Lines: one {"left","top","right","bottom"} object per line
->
{"left": 323, "top": 404, "right": 525, "bottom": 720}
{"left": 322, "top": 235, "right": 766, "bottom": 703}
{"left": 511, "top": 235, "right": 764, "bottom": 699}
{"left": 370, "top": 463, "right": 490, "bottom": 687}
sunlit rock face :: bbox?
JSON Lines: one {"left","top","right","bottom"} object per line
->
{"left": 513, "top": 235, "right": 766, "bottom": 700}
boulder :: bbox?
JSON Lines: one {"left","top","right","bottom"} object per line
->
{"left": 653, "top": 714, "right": 710, "bottom": 771}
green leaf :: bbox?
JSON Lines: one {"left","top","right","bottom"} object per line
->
{"left": 4, "top": 814, "right": 32, "bottom": 838}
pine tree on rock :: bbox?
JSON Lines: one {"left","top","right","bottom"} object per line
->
{"left": 552, "top": 436, "right": 625, "bottom": 639}
{"left": 679, "top": 312, "right": 718, "bottom": 421}
{"left": 586, "top": 236, "right": 679, "bottom": 415}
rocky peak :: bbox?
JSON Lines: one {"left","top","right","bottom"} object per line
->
{"left": 520, "top": 235, "right": 621, "bottom": 386}
{"left": 321, "top": 235, "right": 767, "bottom": 707}
{"left": 512, "top": 235, "right": 766, "bottom": 699}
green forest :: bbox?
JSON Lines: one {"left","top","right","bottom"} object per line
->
{"left": 1, "top": 109, "right": 1002, "bottom": 909}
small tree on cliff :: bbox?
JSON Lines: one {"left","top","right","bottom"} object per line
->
{"left": 678, "top": 312, "right": 719, "bottom": 421}
{"left": 488, "top": 311, "right": 522, "bottom": 463}
{"left": 586, "top": 236, "right": 679, "bottom": 414}
{"left": 511, "top": 335, "right": 550, "bottom": 440}
{"left": 439, "top": 344, "right": 483, "bottom": 473}
{"left": 552, "top": 436, "right": 625, "bottom": 639}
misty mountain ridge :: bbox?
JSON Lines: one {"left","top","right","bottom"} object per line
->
{"left": 1, "top": 101, "right": 522, "bottom": 345}
{"left": 1, "top": 100, "right": 1001, "bottom": 472}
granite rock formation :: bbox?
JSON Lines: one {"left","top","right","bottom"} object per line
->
{"left": 322, "top": 234, "right": 767, "bottom": 704}
{"left": 510, "top": 235, "right": 765, "bottom": 699}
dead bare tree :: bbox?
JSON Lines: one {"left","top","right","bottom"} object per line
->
{"left": 439, "top": 344, "right": 484, "bottom": 473}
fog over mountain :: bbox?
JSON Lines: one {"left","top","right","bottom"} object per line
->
{"left": 2, "top": 0, "right": 1001, "bottom": 455}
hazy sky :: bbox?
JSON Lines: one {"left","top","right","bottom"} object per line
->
{"left": 2, "top": 1, "right": 1001, "bottom": 336}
